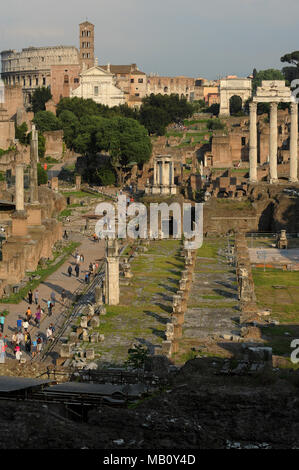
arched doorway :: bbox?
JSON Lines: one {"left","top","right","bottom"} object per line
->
{"left": 229, "top": 95, "right": 243, "bottom": 115}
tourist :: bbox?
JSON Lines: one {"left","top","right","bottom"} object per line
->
{"left": 68, "top": 265, "right": 72, "bottom": 277}
{"left": 0, "top": 334, "right": 6, "bottom": 364}
{"left": 28, "top": 289, "right": 33, "bottom": 305}
{"left": 31, "top": 338, "right": 37, "bottom": 358}
{"left": 80, "top": 253, "right": 84, "bottom": 263}
{"left": 85, "top": 272, "right": 90, "bottom": 284}
{"left": 47, "top": 300, "right": 53, "bottom": 316}
{"left": 24, "top": 332, "right": 31, "bottom": 354}
{"left": 75, "top": 264, "right": 80, "bottom": 278}
{"left": 63, "top": 230, "right": 68, "bottom": 240}
{"left": 46, "top": 326, "right": 53, "bottom": 342}
{"left": 15, "top": 346, "right": 22, "bottom": 363}
{"left": 50, "top": 291, "right": 56, "bottom": 306}
{"left": 0, "top": 313, "right": 5, "bottom": 333}
{"left": 16, "top": 331, "right": 24, "bottom": 348}
{"left": 37, "top": 335, "right": 43, "bottom": 354}
{"left": 34, "top": 289, "right": 39, "bottom": 305}
{"left": 23, "top": 319, "right": 29, "bottom": 332}
{"left": 11, "top": 333, "right": 17, "bottom": 349}
{"left": 34, "top": 309, "right": 41, "bottom": 327}
{"left": 76, "top": 253, "right": 80, "bottom": 265}
{"left": 26, "top": 306, "right": 32, "bottom": 323}
{"left": 61, "top": 289, "right": 66, "bottom": 304}
{"left": 16, "top": 317, "right": 23, "bottom": 332}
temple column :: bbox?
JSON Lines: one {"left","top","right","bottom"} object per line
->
{"left": 12, "top": 164, "right": 28, "bottom": 237}
{"left": 289, "top": 102, "right": 298, "bottom": 183}
{"left": 153, "top": 161, "right": 157, "bottom": 185}
{"left": 15, "top": 164, "right": 25, "bottom": 212}
{"left": 30, "top": 124, "right": 39, "bottom": 203}
{"left": 249, "top": 102, "right": 258, "bottom": 183}
{"left": 269, "top": 102, "right": 278, "bottom": 183}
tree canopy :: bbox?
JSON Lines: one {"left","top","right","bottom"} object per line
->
{"left": 33, "top": 111, "right": 61, "bottom": 133}
{"left": 252, "top": 69, "right": 285, "bottom": 94}
{"left": 31, "top": 87, "right": 52, "bottom": 114}
{"left": 281, "top": 51, "right": 299, "bottom": 84}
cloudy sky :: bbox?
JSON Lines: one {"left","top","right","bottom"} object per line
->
{"left": 0, "top": 0, "right": 298, "bottom": 79}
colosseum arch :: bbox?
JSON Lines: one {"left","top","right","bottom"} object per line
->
{"left": 219, "top": 78, "right": 252, "bottom": 116}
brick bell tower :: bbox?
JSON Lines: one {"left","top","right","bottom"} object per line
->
{"left": 79, "top": 21, "right": 95, "bottom": 70}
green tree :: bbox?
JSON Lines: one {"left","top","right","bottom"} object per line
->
{"left": 15, "top": 122, "right": 28, "bottom": 144}
{"left": 281, "top": 51, "right": 299, "bottom": 83}
{"left": 252, "top": 69, "right": 285, "bottom": 94}
{"left": 33, "top": 111, "right": 61, "bottom": 133}
{"left": 37, "top": 163, "right": 48, "bottom": 185}
{"left": 31, "top": 87, "right": 52, "bottom": 114}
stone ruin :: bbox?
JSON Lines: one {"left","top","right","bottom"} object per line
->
{"left": 276, "top": 229, "right": 288, "bottom": 250}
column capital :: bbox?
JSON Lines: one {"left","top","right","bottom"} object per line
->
{"left": 249, "top": 101, "right": 257, "bottom": 111}
{"left": 270, "top": 102, "right": 278, "bottom": 111}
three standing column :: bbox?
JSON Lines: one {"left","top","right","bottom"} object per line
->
{"left": 289, "top": 102, "right": 298, "bottom": 183}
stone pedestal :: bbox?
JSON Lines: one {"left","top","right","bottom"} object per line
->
{"left": 51, "top": 177, "right": 59, "bottom": 191}
{"left": 11, "top": 211, "right": 28, "bottom": 237}
{"left": 26, "top": 204, "right": 42, "bottom": 226}
{"left": 75, "top": 175, "right": 81, "bottom": 190}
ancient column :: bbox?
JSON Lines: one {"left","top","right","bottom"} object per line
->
{"left": 289, "top": 102, "right": 298, "bottom": 183}
{"left": 15, "top": 164, "right": 25, "bottom": 212}
{"left": 269, "top": 102, "right": 278, "bottom": 183}
{"left": 12, "top": 164, "right": 28, "bottom": 237}
{"left": 249, "top": 102, "right": 258, "bottom": 183}
{"left": 153, "top": 161, "right": 157, "bottom": 185}
{"left": 105, "top": 239, "right": 119, "bottom": 305}
{"left": 30, "top": 124, "right": 39, "bottom": 203}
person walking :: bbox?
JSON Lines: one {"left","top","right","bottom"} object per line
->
{"left": 47, "top": 300, "right": 53, "bottom": 316}
{"left": 31, "top": 338, "right": 37, "bottom": 358}
{"left": 15, "top": 345, "right": 22, "bottom": 363}
{"left": 75, "top": 264, "right": 80, "bottom": 278}
{"left": 34, "top": 309, "right": 41, "bottom": 328}
{"left": 37, "top": 335, "right": 43, "bottom": 354}
{"left": 23, "top": 319, "right": 29, "bottom": 332}
{"left": 0, "top": 313, "right": 5, "bottom": 334}
{"left": 0, "top": 334, "right": 6, "bottom": 364}
{"left": 61, "top": 289, "right": 66, "bottom": 305}
{"left": 26, "top": 306, "right": 32, "bottom": 323}
{"left": 16, "top": 317, "right": 23, "bottom": 332}
{"left": 28, "top": 289, "right": 33, "bottom": 305}
{"left": 50, "top": 291, "right": 56, "bottom": 307}
{"left": 24, "top": 332, "right": 31, "bottom": 355}
{"left": 11, "top": 332, "right": 17, "bottom": 350}
{"left": 34, "top": 289, "right": 39, "bottom": 305}
{"left": 46, "top": 326, "right": 53, "bottom": 343}
{"left": 16, "top": 331, "right": 24, "bottom": 348}
{"left": 68, "top": 265, "right": 72, "bottom": 277}
{"left": 80, "top": 253, "right": 84, "bottom": 263}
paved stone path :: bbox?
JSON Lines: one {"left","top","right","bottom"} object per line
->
{"left": 1, "top": 216, "right": 105, "bottom": 363}
{"left": 183, "top": 251, "right": 239, "bottom": 341}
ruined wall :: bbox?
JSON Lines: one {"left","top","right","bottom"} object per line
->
{"left": 0, "top": 120, "right": 15, "bottom": 150}
{"left": 44, "top": 130, "right": 64, "bottom": 160}
{"left": 4, "top": 85, "right": 24, "bottom": 120}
